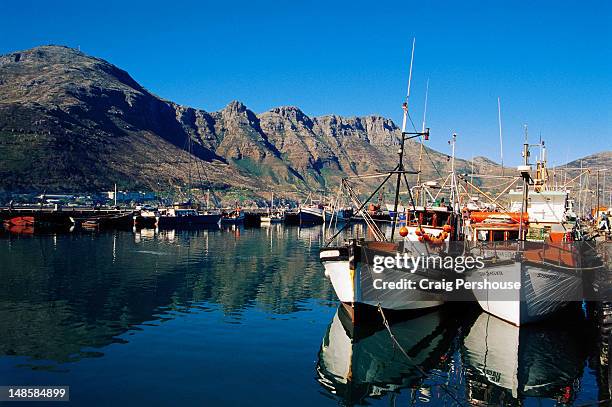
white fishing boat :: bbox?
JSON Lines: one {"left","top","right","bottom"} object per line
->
{"left": 320, "top": 40, "right": 461, "bottom": 318}
{"left": 260, "top": 192, "right": 285, "bottom": 224}
{"left": 260, "top": 212, "right": 284, "bottom": 224}
{"left": 299, "top": 201, "right": 324, "bottom": 224}
{"left": 462, "top": 139, "right": 593, "bottom": 325}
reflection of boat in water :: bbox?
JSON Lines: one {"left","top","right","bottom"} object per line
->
{"left": 462, "top": 312, "right": 587, "bottom": 405}
{"left": 316, "top": 305, "right": 458, "bottom": 405}
{"left": 294, "top": 225, "right": 323, "bottom": 247}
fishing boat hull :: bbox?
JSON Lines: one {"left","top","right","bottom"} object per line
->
{"left": 283, "top": 211, "right": 300, "bottom": 225}
{"left": 4, "top": 216, "right": 35, "bottom": 227}
{"left": 133, "top": 213, "right": 157, "bottom": 228}
{"left": 81, "top": 212, "right": 134, "bottom": 230}
{"left": 3, "top": 213, "right": 74, "bottom": 232}
{"left": 320, "top": 241, "right": 445, "bottom": 315}
{"left": 465, "top": 243, "right": 584, "bottom": 325}
{"left": 324, "top": 209, "right": 353, "bottom": 223}
{"left": 299, "top": 206, "right": 324, "bottom": 225}
{"left": 221, "top": 213, "right": 245, "bottom": 225}
{"left": 157, "top": 213, "right": 221, "bottom": 228}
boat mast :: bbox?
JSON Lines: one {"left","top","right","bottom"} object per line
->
{"left": 497, "top": 97, "right": 504, "bottom": 176}
{"left": 578, "top": 160, "right": 584, "bottom": 217}
{"left": 415, "top": 77, "right": 429, "bottom": 202}
{"left": 400, "top": 38, "right": 416, "bottom": 135}
{"left": 519, "top": 125, "right": 530, "bottom": 241}
{"left": 391, "top": 38, "right": 416, "bottom": 241}
{"left": 449, "top": 133, "right": 458, "bottom": 209}
{"left": 187, "top": 135, "right": 192, "bottom": 204}
{"left": 596, "top": 170, "right": 600, "bottom": 219}
{"left": 470, "top": 157, "right": 474, "bottom": 196}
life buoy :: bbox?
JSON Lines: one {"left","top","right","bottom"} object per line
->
{"left": 418, "top": 230, "right": 449, "bottom": 245}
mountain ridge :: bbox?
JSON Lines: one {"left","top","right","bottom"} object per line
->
{"left": 0, "top": 45, "right": 608, "bottom": 201}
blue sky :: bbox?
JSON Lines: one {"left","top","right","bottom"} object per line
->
{"left": 2, "top": 0, "right": 610, "bottom": 165}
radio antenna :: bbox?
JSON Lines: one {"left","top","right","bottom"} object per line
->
{"left": 400, "top": 38, "right": 416, "bottom": 134}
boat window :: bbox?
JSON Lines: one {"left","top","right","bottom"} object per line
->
{"left": 492, "top": 230, "right": 505, "bottom": 241}
{"left": 477, "top": 230, "right": 489, "bottom": 241}
{"left": 423, "top": 211, "right": 434, "bottom": 226}
{"left": 507, "top": 230, "right": 519, "bottom": 241}
{"left": 437, "top": 212, "right": 450, "bottom": 226}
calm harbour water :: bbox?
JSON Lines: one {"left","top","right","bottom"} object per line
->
{"left": 0, "top": 225, "right": 609, "bottom": 406}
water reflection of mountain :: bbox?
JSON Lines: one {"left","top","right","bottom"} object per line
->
{"left": 462, "top": 310, "right": 590, "bottom": 405}
{"left": 316, "top": 305, "right": 466, "bottom": 405}
{"left": 0, "top": 226, "right": 334, "bottom": 365}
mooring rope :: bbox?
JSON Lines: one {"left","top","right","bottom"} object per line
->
{"left": 375, "top": 302, "right": 466, "bottom": 406}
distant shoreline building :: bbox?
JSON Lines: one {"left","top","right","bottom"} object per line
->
{"left": 105, "top": 191, "right": 156, "bottom": 203}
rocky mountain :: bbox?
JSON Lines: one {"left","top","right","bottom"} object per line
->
{"left": 0, "top": 45, "right": 608, "bottom": 202}
{"left": 562, "top": 152, "right": 612, "bottom": 170}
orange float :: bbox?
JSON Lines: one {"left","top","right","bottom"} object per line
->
{"left": 469, "top": 211, "right": 528, "bottom": 223}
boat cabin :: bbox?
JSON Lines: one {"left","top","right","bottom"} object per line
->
{"left": 508, "top": 189, "right": 569, "bottom": 225}
{"left": 468, "top": 223, "right": 524, "bottom": 242}
{"left": 466, "top": 212, "right": 527, "bottom": 242}
{"left": 404, "top": 206, "right": 453, "bottom": 228}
